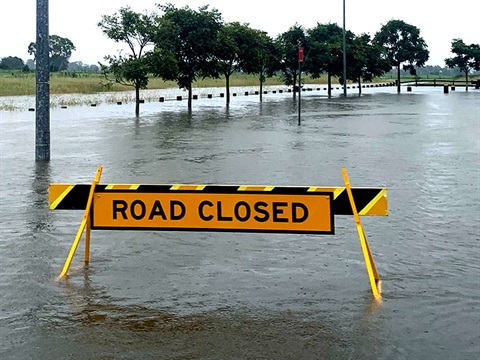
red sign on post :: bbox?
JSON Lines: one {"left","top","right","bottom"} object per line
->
{"left": 298, "top": 47, "right": 304, "bottom": 62}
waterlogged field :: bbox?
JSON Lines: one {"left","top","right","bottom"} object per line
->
{"left": 0, "top": 71, "right": 329, "bottom": 97}
{"left": 0, "top": 82, "right": 397, "bottom": 111}
{"left": 2, "top": 69, "right": 476, "bottom": 112}
{"left": 2, "top": 69, "right": 474, "bottom": 97}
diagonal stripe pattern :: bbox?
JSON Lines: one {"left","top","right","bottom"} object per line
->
{"left": 49, "top": 184, "right": 387, "bottom": 216}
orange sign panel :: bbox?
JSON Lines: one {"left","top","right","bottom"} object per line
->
{"left": 92, "top": 192, "right": 334, "bottom": 234}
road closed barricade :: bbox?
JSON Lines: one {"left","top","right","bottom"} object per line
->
{"left": 50, "top": 167, "right": 388, "bottom": 300}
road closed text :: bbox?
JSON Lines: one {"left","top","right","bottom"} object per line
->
{"left": 92, "top": 192, "right": 333, "bottom": 234}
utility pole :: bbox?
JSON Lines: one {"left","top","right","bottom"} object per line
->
{"left": 342, "top": 0, "right": 347, "bottom": 97}
{"left": 35, "top": 0, "right": 50, "bottom": 161}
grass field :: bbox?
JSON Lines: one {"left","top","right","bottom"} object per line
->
{"left": 0, "top": 70, "right": 375, "bottom": 97}
{"left": 1, "top": 70, "right": 475, "bottom": 98}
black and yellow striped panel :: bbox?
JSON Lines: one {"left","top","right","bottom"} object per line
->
{"left": 49, "top": 184, "right": 387, "bottom": 216}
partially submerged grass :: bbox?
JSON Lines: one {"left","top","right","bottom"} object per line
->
{"left": 1, "top": 70, "right": 476, "bottom": 98}
{"left": 0, "top": 102, "right": 18, "bottom": 111}
{"left": 0, "top": 71, "right": 344, "bottom": 97}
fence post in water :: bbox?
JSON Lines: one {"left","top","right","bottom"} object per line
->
{"left": 35, "top": 0, "right": 50, "bottom": 161}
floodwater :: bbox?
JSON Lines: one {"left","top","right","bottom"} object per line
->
{"left": 0, "top": 86, "right": 479, "bottom": 359}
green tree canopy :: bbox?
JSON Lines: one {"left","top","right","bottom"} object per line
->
{"left": 305, "top": 23, "right": 351, "bottom": 97}
{"left": 158, "top": 4, "right": 223, "bottom": 110}
{"left": 445, "top": 39, "right": 480, "bottom": 91}
{"left": 0, "top": 56, "right": 25, "bottom": 70}
{"left": 243, "top": 30, "right": 280, "bottom": 101}
{"left": 216, "top": 22, "right": 258, "bottom": 106}
{"left": 348, "top": 33, "right": 391, "bottom": 94}
{"left": 374, "top": 19, "right": 429, "bottom": 93}
{"left": 98, "top": 6, "right": 159, "bottom": 116}
{"left": 28, "top": 35, "right": 76, "bottom": 72}
{"left": 276, "top": 24, "right": 306, "bottom": 99}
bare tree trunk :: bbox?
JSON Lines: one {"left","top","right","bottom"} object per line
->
{"left": 226, "top": 74, "right": 230, "bottom": 106}
{"left": 328, "top": 72, "right": 332, "bottom": 98}
{"left": 135, "top": 84, "right": 140, "bottom": 117}
{"left": 465, "top": 69, "right": 469, "bottom": 92}
{"left": 358, "top": 79, "right": 362, "bottom": 96}
{"left": 259, "top": 75, "right": 263, "bottom": 102}
{"left": 293, "top": 71, "right": 297, "bottom": 100}
{"left": 397, "top": 65, "right": 401, "bottom": 93}
{"left": 188, "top": 81, "right": 192, "bottom": 110}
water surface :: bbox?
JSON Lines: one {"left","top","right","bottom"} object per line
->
{"left": 0, "top": 86, "right": 479, "bottom": 359}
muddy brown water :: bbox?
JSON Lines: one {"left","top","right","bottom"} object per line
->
{"left": 0, "top": 87, "right": 479, "bottom": 359}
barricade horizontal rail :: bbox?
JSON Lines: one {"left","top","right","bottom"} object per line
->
{"left": 50, "top": 184, "right": 388, "bottom": 216}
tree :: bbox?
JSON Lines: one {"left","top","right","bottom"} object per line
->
{"left": 0, "top": 56, "right": 25, "bottom": 70}
{"left": 67, "top": 61, "right": 84, "bottom": 71}
{"left": 158, "top": 4, "right": 223, "bottom": 110}
{"left": 98, "top": 7, "right": 159, "bottom": 117}
{"left": 348, "top": 33, "right": 391, "bottom": 95}
{"left": 216, "top": 22, "right": 256, "bottom": 106}
{"left": 305, "top": 23, "right": 346, "bottom": 98}
{"left": 243, "top": 30, "right": 280, "bottom": 102}
{"left": 276, "top": 24, "right": 306, "bottom": 100}
{"left": 28, "top": 35, "right": 76, "bottom": 72}
{"left": 374, "top": 20, "right": 429, "bottom": 93}
{"left": 26, "top": 59, "right": 35, "bottom": 70}
{"left": 445, "top": 39, "right": 480, "bottom": 91}
{"left": 101, "top": 55, "right": 151, "bottom": 107}
{"left": 88, "top": 64, "right": 100, "bottom": 72}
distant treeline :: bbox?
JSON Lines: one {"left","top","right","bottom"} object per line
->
{"left": 386, "top": 65, "right": 480, "bottom": 77}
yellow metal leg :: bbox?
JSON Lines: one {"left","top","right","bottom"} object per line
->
{"left": 342, "top": 168, "right": 381, "bottom": 300}
{"left": 58, "top": 166, "right": 102, "bottom": 278}
{"left": 363, "top": 228, "right": 380, "bottom": 281}
{"left": 85, "top": 213, "right": 91, "bottom": 265}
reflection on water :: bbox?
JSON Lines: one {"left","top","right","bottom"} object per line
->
{"left": 55, "top": 269, "right": 380, "bottom": 359}
{"left": 27, "top": 162, "right": 52, "bottom": 233}
{"left": 0, "top": 87, "right": 479, "bottom": 359}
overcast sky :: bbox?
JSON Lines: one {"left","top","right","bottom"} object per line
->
{"left": 1, "top": 0, "right": 478, "bottom": 66}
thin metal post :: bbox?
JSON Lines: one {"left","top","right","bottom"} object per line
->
{"left": 85, "top": 213, "right": 91, "bottom": 265}
{"left": 342, "top": 0, "right": 347, "bottom": 97}
{"left": 35, "top": 0, "right": 50, "bottom": 161}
